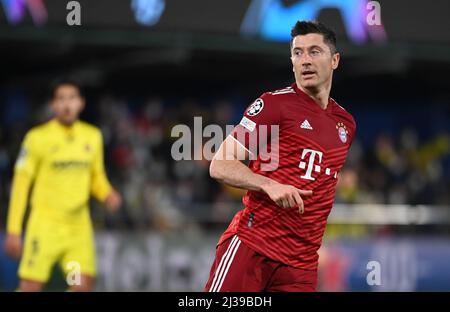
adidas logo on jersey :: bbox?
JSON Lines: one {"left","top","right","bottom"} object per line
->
{"left": 300, "top": 119, "right": 313, "bottom": 130}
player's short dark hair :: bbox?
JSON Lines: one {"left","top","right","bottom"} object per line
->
{"left": 50, "top": 77, "right": 84, "bottom": 99}
{"left": 291, "top": 21, "right": 337, "bottom": 54}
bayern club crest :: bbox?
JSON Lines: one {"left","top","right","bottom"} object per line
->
{"left": 336, "top": 122, "right": 348, "bottom": 143}
{"left": 246, "top": 98, "right": 264, "bottom": 116}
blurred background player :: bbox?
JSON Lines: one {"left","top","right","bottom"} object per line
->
{"left": 3, "top": 79, "right": 122, "bottom": 292}
{"left": 205, "top": 21, "right": 356, "bottom": 292}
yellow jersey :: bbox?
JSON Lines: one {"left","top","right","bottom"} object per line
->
{"left": 7, "top": 119, "right": 112, "bottom": 234}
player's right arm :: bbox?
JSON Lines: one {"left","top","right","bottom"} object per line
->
{"left": 209, "top": 94, "right": 312, "bottom": 213}
{"left": 4, "top": 131, "right": 40, "bottom": 259}
{"left": 210, "top": 136, "right": 311, "bottom": 212}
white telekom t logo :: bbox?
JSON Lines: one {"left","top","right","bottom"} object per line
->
{"left": 299, "top": 148, "right": 323, "bottom": 181}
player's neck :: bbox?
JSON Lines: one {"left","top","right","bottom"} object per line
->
{"left": 297, "top": 81, "right": 331, "bottom": 110}
{"left": 54, "top": 118, "right": 77, "bottom": 129}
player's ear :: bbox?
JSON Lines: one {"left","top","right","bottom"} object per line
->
{"left": 332, "top": 52, "right": 340, "bottom": 70}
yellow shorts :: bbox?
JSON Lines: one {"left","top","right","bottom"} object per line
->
{"left": 19, "top": 219, "right": 96, "bottom": 283}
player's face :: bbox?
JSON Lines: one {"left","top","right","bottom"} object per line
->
{"left": 51, "top": 85, "right": 85, "bottom": 126}
{"left": 291, "top": 33, "right": 340, "bottom": 91}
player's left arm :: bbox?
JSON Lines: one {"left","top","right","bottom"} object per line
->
{"left": 90, "top": 130, "right": 122, "bottom": 212}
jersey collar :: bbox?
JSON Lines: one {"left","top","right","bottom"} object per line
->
{"left": 292, "top": 83, "right": 334, "bottom": 114}
{"left": 50, "top": 119, "right": 79, "bottom": 135}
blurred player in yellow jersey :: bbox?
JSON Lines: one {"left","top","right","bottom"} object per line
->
{"left": 3, "top": 79, "right": 122, "bottom": 292}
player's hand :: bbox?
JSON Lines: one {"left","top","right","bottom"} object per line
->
{"left": 4, "top": 233, "right": 23, "bottom": 260}
{"left": 104, "top": 189, "right": 122, "bottom": 213}
{"left": 261, "top": 181, "right": 313, "bottom": 214}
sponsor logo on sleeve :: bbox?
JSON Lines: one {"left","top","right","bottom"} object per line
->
{"left": 239, "top": 116, "right": 257, "bottom": 132}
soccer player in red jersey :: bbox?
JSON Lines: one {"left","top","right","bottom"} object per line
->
{"left": 204, "top": 21, "right": 356, "bottom": 292}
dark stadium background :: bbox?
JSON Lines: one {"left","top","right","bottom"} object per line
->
{"left": 0, "top": 0, "right": 449, "bottom": 291}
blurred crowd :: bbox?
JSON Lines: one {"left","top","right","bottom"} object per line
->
{"left": 0, "top": 89, "right": 449, "bottom": 231}
{"left": 337, "top": 130, "right": 450, "bottom": 206}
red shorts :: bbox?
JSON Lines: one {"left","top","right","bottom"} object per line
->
{"left": 204, "top": 235, "right": 318, "bottom": 292}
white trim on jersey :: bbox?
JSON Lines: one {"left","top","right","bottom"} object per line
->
{"left": 275, "top": 86, "right": 292, "bottom": 91}
{"left": 270, "top": 86, "right": 293, "bottom": 94}
{"left": 272, "top": 90, "right": 295, "bottom": 95}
